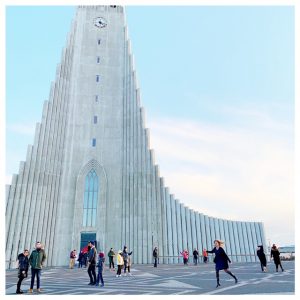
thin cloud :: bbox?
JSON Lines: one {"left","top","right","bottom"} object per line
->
{"left": 147, "top": 113, "right": 294, "bottom": 245}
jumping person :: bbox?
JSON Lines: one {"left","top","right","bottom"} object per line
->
{"left": 257, "top": 245, "right": 267, "bottom": 272}
{"left": 270, "top": 244, "right": 284, "bottom": 272}
{"left": 207, "top": 240, "right": 238, "bottom": 288}
{"left": 16, "top": 249, "right": 29, "bottom": 294}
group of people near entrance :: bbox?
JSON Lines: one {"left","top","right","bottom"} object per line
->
{"left": 15, "top": 240, "right": 284, "bottom": 293}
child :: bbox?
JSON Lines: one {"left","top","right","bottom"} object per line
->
{"left": 96, "top": 252, "right": 105, "bottom": 287}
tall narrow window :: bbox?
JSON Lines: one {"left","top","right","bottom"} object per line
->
{"left": 92, "top": 138, "right": 96, "bottom": 147}
{"left": 98, "top": 39, "right": 101, "bottom": 45}
{"left": 96, "top": 75, "right": 100, "bottom": 82}
{"left": 97, "top": 57, "right": 100, "bottom": 63}
{"left": 83, "top": 169, "right": 98, "bottom": 227}
{"left": 95, "top": 95, "right": 99, "bottom": 102}
{"left": 94, "top": 116, "right": 98, "bottom": 124}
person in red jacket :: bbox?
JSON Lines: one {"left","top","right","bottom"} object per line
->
{"left": 180, "top": 250, "right": 189, "bottom": 265}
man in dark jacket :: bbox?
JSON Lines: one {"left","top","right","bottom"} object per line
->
{"left": 107, "top": 248, "right": 115, "bottom": 270}
{"left": 153, "top": 247, "right": 158, "bottom": 267}
{"left": 87, "top": 241, "right": 97, "bottom": 285}
{"left": 16, "top": 249, "right": 29, "bottom": 294}
{"left": 193, "top": 249, "right": 199, "bottom": 265}
{"left": 28, "top": 242, "right": 46, "bottom": 293}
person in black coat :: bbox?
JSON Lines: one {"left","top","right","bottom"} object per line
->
{"left": 153, "top": 247, "right": 158, "bottom": 268}
{"left": 193, "top": 249, "right": 199, "bottom": 265}
{"left": 207, "top": 240, "right": 238, "bottom": 288}
{"left": 16, "top": 249, "right": 30, "bottom": 294}
{"left": 270, "top": 244, "right": 284, "bottom": 272}
{"left": 256, "top": 245, "right": 267, "bottom": 272}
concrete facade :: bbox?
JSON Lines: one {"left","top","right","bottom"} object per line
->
{"left": 5, "top": 6, "right": 267, "bottom": 268}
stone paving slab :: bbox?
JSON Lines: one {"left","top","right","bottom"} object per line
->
{"left": 5, "top": 261, "right": 295, "bottom": 295}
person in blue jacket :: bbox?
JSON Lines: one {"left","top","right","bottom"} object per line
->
{"left": 96, "top": 252, "right": 105, "bottom": 287}
{"left": 207, "top": 240, "right": 238, "bottom": 288}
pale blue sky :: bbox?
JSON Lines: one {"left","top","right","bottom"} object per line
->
{"left": 6, "top": 6, "right": 294, "bottom": 246}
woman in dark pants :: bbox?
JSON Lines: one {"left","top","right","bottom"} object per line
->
{"left": 256, "top": 245, "right": 267, "bottom": 272}
{"left": 271, "top": 244, "right": 284, "bottom": 272}
{"left": 207, "top": 240, "right": 238, "bottom": 288}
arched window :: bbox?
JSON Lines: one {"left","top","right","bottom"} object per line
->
{"left": 83, "top": 169, "right": 98, "bottom": 227}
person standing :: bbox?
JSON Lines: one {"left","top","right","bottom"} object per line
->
{"left": 96, "top": 252, "right": 105, "bottom": 287}
{"left": 270, "top": 244, "right": 284, "bottom": 272}
{"left": 116, "top": 250, "right": 124, "bottom": 277}
{"left": 153, "top": 247, "right": 158, "bottom": 268}
{"left": 256, "top": 245, "right": 267, "bottom": 272}
{"left": 122, "top": 246, "right": 133, "bottom": 276}
{"left": 16, "top": 249, "right": 29, "bottom": 294}
{"left": 28, "top": 241, "right": 46, "bottom": 293}
{"left": 203, "top": 249, "right": 208, "bottom": 263}
{"left": 207, "top": 240, "right": 238, "bottom": 288}
{"left": 108, "top": 248, "right": 115, "bottom": 270}
{"left": 193, "top": 249, "right": 199, "bottom": 265}
{"left": 69, "top": 249, "right": 76, "bottom": 269}
{"left": 180, "top": 250, "right": 189, "bottom": 265}
{"left": 77, "top": 251, "right": 84, "bottom": 268}
{"left": 87, "top": 241, "right": 97, "bottom": 285}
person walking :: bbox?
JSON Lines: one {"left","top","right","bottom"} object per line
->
{"left": 270, "top": 244, "right": 284, "bottom": 272}
{"left": 256, "top": 245, "right": 267, "bottom": 272}
{"left": 153, "top": 247, "right": 158, "bottom": 268}
{"left": 28, "top": 241, "right": 46, "bottom": 293}
{"left": 193, "top": 249, "right": 199, "bottom": 265}
{"left": 16, "top": 249, "right": 30, "bottom": 294}
{"left": 108, "top": 248, "right": 115, "bottom": 270}
{"left": 87, "top": 241, "right": 97, "bottom": 285}
{"left": 96, "top": 252, "right": 105, "bottom": 287}
{"left": 203, "top": 249, "right": 208, "bottom": 263}
{"left": 180, "top": 250, "right": 189, "bottom": 265}
{"left": 207, "top": 240, "right": 238, "bottom": 288}
{"left": 116, "top": 250, "right": 124, "bottom": 277}
{"left": 69, "top": 249, "right": 76, "bottom": 269}
{"left": 122, "top": 246, "right": 133, "bottom": 276}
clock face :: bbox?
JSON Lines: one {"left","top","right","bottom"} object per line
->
{"left": 94, "top": 17, "right": 107, "bottom": 28}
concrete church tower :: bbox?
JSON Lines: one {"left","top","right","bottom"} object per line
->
{"left": 6, "top": 6, "right": 267, "bottom": 268}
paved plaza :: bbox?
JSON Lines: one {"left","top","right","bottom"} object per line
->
{"left": 6, "top": 261, "right": 294, "bottom": 295}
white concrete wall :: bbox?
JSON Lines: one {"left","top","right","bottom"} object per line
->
{"left": 5, "top": 5, "right": 267, "bottom": 267}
